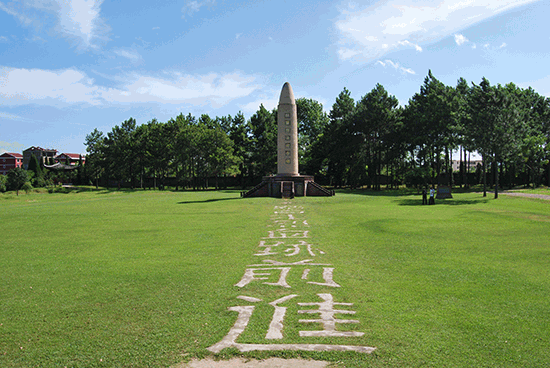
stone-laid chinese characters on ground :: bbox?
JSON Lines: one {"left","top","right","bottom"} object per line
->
{"left": 207, "top": 202, "right": 376, "bottom": 354}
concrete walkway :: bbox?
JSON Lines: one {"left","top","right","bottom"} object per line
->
{"left": 172, "top": 358, "right": 330, "bottom": 368}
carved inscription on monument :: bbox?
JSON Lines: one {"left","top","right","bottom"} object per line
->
{"left": 207, "top": 202, "right": 376, "bottom": 354}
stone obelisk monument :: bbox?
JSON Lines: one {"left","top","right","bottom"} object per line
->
{"left": 277, "top": 82, "right": 299, "bottom": 176}
{"left": 241, "top": 82, "right": 334, "bottom": 198}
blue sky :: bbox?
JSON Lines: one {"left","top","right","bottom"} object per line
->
{"left": 1, "top": 0, "right": 548, "bottom": 155}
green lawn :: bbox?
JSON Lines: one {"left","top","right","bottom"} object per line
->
{"left": 1, "top": 188, "right": 549, "bottom": 367}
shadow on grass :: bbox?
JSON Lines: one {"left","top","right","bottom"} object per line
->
{"left": 92, "top": 188, "right": 136, "bottom": 195}
{"left": 396, "top": 197, "right": 491, "bottom": 206}
{"left": 47, "top": 186, "right": 111, "bottom": 194}
{"left": 177, "top": 197, "right": 241, "bottom": 204}
{"left": 337, "top": 187, "right": 496, "bottom": 204}
{"left": 336, "top": 188, "right": 421, "bottom": 197}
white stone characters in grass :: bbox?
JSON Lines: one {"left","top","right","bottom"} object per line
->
{"left": 207, "top": 294, "right": 374, "bottom": 354}
{"left": 234, "top": 266, "right": 341, "bottom": 289}
{"left": 298, "top": 293, "right": 363, "bottom": 337}
{"left": 234, "top": 267, "right": 292, "bottom": 288}
{"left": 255, "top": 240, "right": 319, "bottom": 257}
{"left": 207, "top": 202, "right": 375, "bottom": 354}
{"left": 266, "top": 294, "right": 298, "bottom": 339}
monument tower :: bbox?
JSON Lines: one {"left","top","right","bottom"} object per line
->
{"left": 277, "top": 82, "right": 299, "bottom": 176}
{"left": 242, "top": 82, "right": 334, "bottom": 198}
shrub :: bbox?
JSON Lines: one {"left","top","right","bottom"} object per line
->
{"left": 22, "top": 181, "right": 33, "bottom": 194}
{"left": 0, "top": 175, "right": 7, "bottom": 192}
{"left": 33, "top": 176, "right": 48, "bottom": 188}
{"left": 404, "top": 166, "right": 430, "bottom": 188}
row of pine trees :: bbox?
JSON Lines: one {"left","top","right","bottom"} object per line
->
{"left": 81, "top": 71, "right": 550, "bottom": 197}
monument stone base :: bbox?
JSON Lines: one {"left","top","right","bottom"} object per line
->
{"left": 241, "top": 175, "right": 334, "bottom": 198}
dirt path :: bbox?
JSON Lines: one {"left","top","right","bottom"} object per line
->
{"left": 500, "top": 191, "right": 550, "bottom": 201}
{"left": 172, "top": 358, "right": 330, "bottom": 368}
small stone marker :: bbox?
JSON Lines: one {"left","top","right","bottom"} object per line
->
{"left": 436, "top": 185, "right": 453, "bottom": 199}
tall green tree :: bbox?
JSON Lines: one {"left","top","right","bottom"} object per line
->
{"left": 7, "top": 167, "right": 29, "bottom": 195}
{"left": 315, "top": 87, "right": 355, "bottom": 187}
{"left": 452, "top": 77, "right": 472, "bottom": 187}
{"left": 27, "top": 154, "right": 43, "bottom": 178}
{"left": 353, "top": 83, "right": 400, "bottom": 190}
{"left": 516, "top": 87, "right": 550, "bottom": 188}
{"left": 229, "top": 112, "right": 252, "bottom": 188}
{"left": 404, "top": 70, "right": 456, "bottom": 185}
{"left": 203, "top": 126, "right": 240, "bottom": 189}
{"left": 143, "top": 119, "right": 172, "bottom": 189}
{"left": 296, "top": 98, "right": 329, "bottom": 173}
{"left": 103, "top": 118, "right": 138, "bottom": 188}
{"left": 467, "top": 78, "right": 522, "bottom": 198}
{"left": 173, "top": 113, "right": 197, "bottom": 189}
{"left": 248, "top": 104, "right": 277, "bottom": 177}
{"left": 84, "top": 128, "right": 105, "bottom": 188}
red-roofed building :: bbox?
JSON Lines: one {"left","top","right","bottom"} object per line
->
{"left": 0, "top": 152, "right": 23, "bottom": 175}
{"left": 55, "top": 153, "right": 85, "bottom": 166}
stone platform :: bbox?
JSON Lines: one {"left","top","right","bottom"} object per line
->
{"left": 241, "top": 175, "right": 334, "bottom": 198}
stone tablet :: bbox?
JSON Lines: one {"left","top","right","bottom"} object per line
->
{"left": 436, "top": 185, "right": 453, "bottom": 199}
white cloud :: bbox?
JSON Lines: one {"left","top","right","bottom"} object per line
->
{"left": 25, "top": 35, "right": 46, "bottom": 43}
{"left": 0, "top": 66, "right": 264, "bottom": 109}
{"left": 182, "top": 0, "right": 215, "bottom": 18}
{"left": 55, "top": 0, "right": 105, "bottom": 48}
{"left": 338, "top": 48, "right": 362, "bottom": 60}
{"left": 240, "top": 96, "right": 278, "bottom": 114}
{"left": 113, "top": 48, "right": 142, "bottom": 61}
{"left": 0, "top": 67, "right": 101, "bottom": 107}
{"left": 0, "top": 141, "right": 24, "bottom": 154}
{"left": 106, "top": 72, "right": 262, "bottom": 108}
{"left": 454, "top": 33, "right": 468, "bottom": 45}
{"left": 376, "top": 59, "right": 416, "bottom": 75}
{"left": 239, "top": 87, "right": 328, "bottom": 114}
{"left": 335, "top": 0, "right": 538, "bottom": 62}
{"left": 236, "top": 33, "right": 242, "bottom": 40}
{"left": 398, "top": 40, "right": 422, "bottom": 52}
{"left": 0, "top": 2, "right": 33, "bottom": 26}
{"left": 0, "top": 0, "right": 108, "bottom": 49}
{"left": 0, "top": 112, "right": 25, "bottom": 120}
{"left": 499, "top": 42, "right": 507, "bottom": 48}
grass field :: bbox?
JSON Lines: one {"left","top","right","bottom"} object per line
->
{"left": 1, "top": 188, "right": 549, "bottom": 367}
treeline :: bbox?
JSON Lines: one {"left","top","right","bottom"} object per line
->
{"left": 85, "top": 71, "right": 550, "bottom": 197}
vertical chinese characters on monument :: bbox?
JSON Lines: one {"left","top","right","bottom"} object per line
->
{"left": 207, "top": 202, "right": 376, "bottom": 354}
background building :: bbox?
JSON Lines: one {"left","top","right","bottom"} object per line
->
{"left": 450, "top": 159, "right": 482, "bottom": 172}
{"left": 55, "top": 153, "right": 85, "bottom": 166}
{"left": 0, "top": 152, "right": 23, "bottom": 175}
{"left": 22, "top": 146, "right": 57, "bottom": 169}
